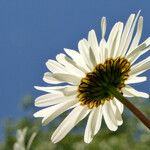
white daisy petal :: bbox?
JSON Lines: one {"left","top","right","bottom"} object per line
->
{"left": 102, "top": 101, "right": 118, "bottom": 131}
{"left": 123, "top": 85, "right": 149, "bottom": 98}
{"left": 43, "top": 72, "right": 63, "bottom": 84}
{"left": 34, "top": 85, "right": 74, "bottom": 93}
{"left": 125, "top": 76, "right": 147, "bottom": 84}
{"left": 42, "top": 99, "right": 77, "bottom": 126}
{"left": 46, "top": 59, "right": 67, "bottom": 74}
{"left": 51, "top": 106, "right": 90, "bottom": 143}
{"left": 113, "top": 22, "right": 124, "bottom": 58}
{"left": 34, "top": 93, "right": 76, "bottom": 107}
{"left": 130, "top": 56, "right": 150, "bottom": 76}
{"left": 122, "top": 88, "right": 134, "bottom": 97}
{"left": 101, "top": 17, "right": 106, "bottom": 38}
{"left": 78, "top": 39, "right": 94, "bottom": 70}
{"left": 121, "top": 11, "right": 141, "bottom": 56}
{"left": 56, "top": 53, "right": 85, "bottom": 77}
{"left": 129, "top": 46, "right": 150, "bottom": 65}
{"left": 107, "top": 22, "right": 120, "bottom": 58}
{"left": 52, "top": 73, "right": 81, "bottom": 85}
{"left": 127, "top": 37, "right": 150, "bottom": 60}
{"left": 34, "top": 99, "right": 77, "bottom": 125}
{"left": 99, "top": 39, "right": 107, "bottom": 63}
{"left": 64, "top": 48, "right": 90, "bottom": 72}
{"left": 88, "top": 30, "right": 100, "bottom": 63}
{"left": 84, "top": 105, "right": 102, "bottom": 143}
{"left": 62, "top": 86, "right": 78, "bottom": 96}
{"left": 127, "top": 16, "right": 143, "bottom": 55}
{"left": 110, "top": 100, "right": 123, "bottom": 126}
{"left": 114, "top": 98, "right": 124, "bottom": 114}
{"left": 88, "top": 30, "right": 99, "bottom": 50}
{"left": 126, "top": 43, "right": 146, "bottom": 59}
{"left": 117, "top": 13, "right": 135, "bottom": 56}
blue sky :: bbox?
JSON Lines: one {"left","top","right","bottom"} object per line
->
{"left": 0, "top": 0, "right": 150, "bottom": 138}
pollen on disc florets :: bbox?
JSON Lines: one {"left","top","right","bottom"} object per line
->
{"left": 78, "top": 57, "right": 131, "bottom": 109}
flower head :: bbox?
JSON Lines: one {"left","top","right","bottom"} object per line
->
{"left": 34, "top": 11, "right": 150, "bottom": 143}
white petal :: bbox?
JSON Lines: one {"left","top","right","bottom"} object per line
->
{"left": 126, "top": 43, "right": 146, "bottom": 59}
{"left": 110, "top": 100, "right": 123, "bottom": 126}
{"left": 88, "top": 30, "right": 100, "bottom": 64}
{"left": 52, "top": 73, "right": 81, "bottom": 85}
{"left": 127, "top": 16, "right": 143, "bottom": 55}
{"left": 121, "top": 11, "right": 141, "bottom": 56}
{"left": 124, "top": 85, "right": 149, "bottom": 98}
{"left": 114, "top": 98, "right": 124, "bottom": 114}
{"left": 34, "top": 85, "right": 76, "bottom": 93}
{"left": 101, "top": 17, "right": 106, "bottom": 38}
{"left": 125, "top": 76, "right": 147, "bottom": 84}
{"left": 113, "top": 22, "right": 124, "bottom": 58}
{"left": 78, "top": 39, "right": 94, "bottom": 70}
{"left": 34, "top": 99, "right": 77, "bottom": 126}
{"left": 130, "top": 56, "right": 150, "bottom": 76}
{"left": 102, "top": 101, "right": 118, "bottom": 131}
{"left": 88, "top": 30, "right": 99, "bottom": 50}
{"left": 35, "top": 93, "right": 63, "bottom": 107}
{"left": 56, "top": 53, "right": 85, "bottom": 77}
{"left": 117, "top": 13, "right": 135, "bottom": 56}
{"left": 122, "top": 88, "right": 134, "bottom": 97}
{"left": 84, "top": 106, "right": 102, "bottom": 143}
{"left": 34, "top": 93, "right": 76, "bottom": 107}
{"left": 46, "top": 59, "right": 67, "bottom": 73}
{"left": 99, "top": 39, "right": 107, "bottom": 63}
{"left": 128, "top": 44, "right": 150, "bottom": 65}
{"left": 51, "top": 106, "right": 90, "bottom": 143}
{"left": 43, "top": 72, "right": 63, "bottom": 84}
{"left": 42, "top": 100, "right": 77, "bottom": 126}
{"left": 107, "top": 22, "right": 121, "bottom": 58}
{"left": 62, "top": 86, "right": 78, "bottom": 96}
{"left": 64, "top": 48, "right": 90, "bottom": 72}
{"left": 93, "top": 106, "right": 103, "bottom": 135}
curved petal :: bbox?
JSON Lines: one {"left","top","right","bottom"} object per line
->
{"left": 64, "top": 48, "right": 90, "bottom": 72}
{"left": 127, "top": 16, "right": 143, "bottom": 55}
{"left": 130, "top": 56, "right": 150, "bottom": 76}
{"left": 107, "top": 22, "right": 121, "bottom": 58}
{"left": 99, "top": 39, "right": 107, "bottom": 63}
{"left": 125, "top": 76, "right": 147, "bottom": 84}
{"left": 110, "top": 100, "right": 123, "bottom": 126}
{"left": 34, "top": 93, "right": 76, "bottom": 107}
{"left": 78, "top": 39, "right": 94, "bottom": 70}
{"left": 101, "top": 17, "right": 106, "bottom": 39}
{"left": 88, "top": 30, "right": 100, "bottom": 63}
{"left": 56, "top": 53, "right": 85, "bottom": 77}
{"left": 123, "top": 85, "right": 149, "bottom": 98}
{"left": 121, "top": 11, "right": 140, "bottom": 56}
{"left": 84, "top": 106, "right": 102, "bottom": 143}
{"left": 46, "top": 59, "right": 67, "bottom": 74}
{"left": 51, "top": 106, "right": 90, "bottom": 143}
{"left": 52, "top": 73, "right": 81, "bottom": 85}
{"left": 114, "top": 98, "right": 124, "bottom": 114}
{"left": 34, "top": 99, "right": 78, "bottom": 126}
{"left": 43, "top": 72, "right": 63, "bottom": 84}
{"left": 102, "top": 102, "right": 118, "bottom": 131}
{"left": 117, "top": 13, "right": 135, "bottom": 56}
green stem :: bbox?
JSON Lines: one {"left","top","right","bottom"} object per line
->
{"left": 108, "top": 86, "right": 150, "bottom": 130}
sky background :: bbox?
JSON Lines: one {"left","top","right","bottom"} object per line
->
{"left": 0, "top": 0, "right": 150, "bottom": 139}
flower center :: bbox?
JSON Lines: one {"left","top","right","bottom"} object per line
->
{"left": 78, "top": 57, "right": 131, "bottom": 109}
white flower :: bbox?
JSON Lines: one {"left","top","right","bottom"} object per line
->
{"left": 34, "top": 11, "right": 150, "bottom": 143}
{"left": 13, "top": 128, "right": 36, "bottom": 150}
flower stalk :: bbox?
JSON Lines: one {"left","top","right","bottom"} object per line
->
{"left": 108, "top": 86, "right": 150, "bottom": 130}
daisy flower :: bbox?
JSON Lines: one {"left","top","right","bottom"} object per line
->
{"left": 34, "top": 11, "right": 150, "bottom": 143}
